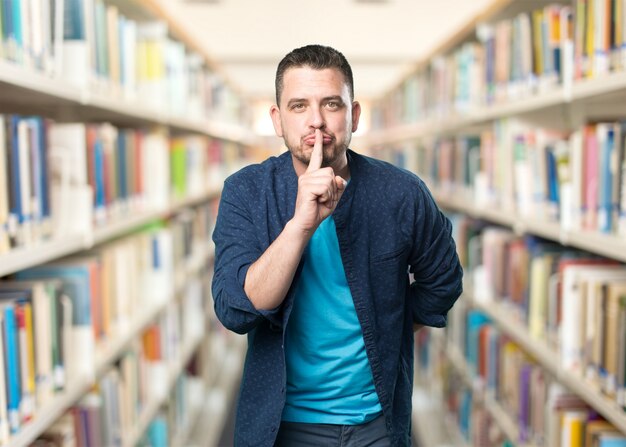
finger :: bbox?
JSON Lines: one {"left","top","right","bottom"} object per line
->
{"left": 329, "top": 173, "right": 337, "bottom": 204}
{"left": 307, "top": 166, "right": 335, "bottom": 178}
{"left": 303, "top": 181, "right": 334, "bottom": 203}
{"left": 306, "top": 129, "right": 323, "bottom": 173}
{"left": 335, "top": 176, "right": 347, "bottom": 192}
{"left": 334, "top": 177, "right": 346, "bottom": 205}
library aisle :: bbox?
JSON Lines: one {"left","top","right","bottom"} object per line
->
{"left": 3, "top": 0, "right": 626, "bottom": 446}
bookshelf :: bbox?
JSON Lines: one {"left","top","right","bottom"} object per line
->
{"left": 90, "top": 189, "right": 221, "bottom": 246}
{"left": 445, "top": 339, "right": 537, "bottom": 447}
{"left": 470, "top": 293, "right": 626, "bottom": 435}
{"left": 0, "top": 189, "right": 221, "bottom": 279}
{"left": 432, "top": 190, "right": 626, "bottom": 262}
{"left": 122, "top": 333, "right": 203, "bottom": 447}
{"left": 187, "top": 336, "right": 246, "bottom": 447}
{"left": 363, "top": 0, "right": 626, "bottom": 445}
{"left": 0, "top": 58, "right": 255, "bottom": 144}
{"left": 411, "top": 388, "right": 469, "bottom": 447}
{"left": 0, "top": 0, "right": 253, "bottom": 445}
{"left": 412, "top": 330, "right": 471, "bottom": 447}
{"left": 357, "top": 70, "right": 626, "bottom": 148}
{"left": 7, "top": 242, "right": 204, "bottom": 447}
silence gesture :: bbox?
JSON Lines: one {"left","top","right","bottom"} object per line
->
{"left": 292, "top": 129, "right": 347, "bottom": 235}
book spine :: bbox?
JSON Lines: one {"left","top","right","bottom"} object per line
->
{"left": 4, "top": 305, "right": 21, "bottom": 434}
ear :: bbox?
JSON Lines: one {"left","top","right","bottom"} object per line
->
{"left": 351, "top": 101, "right": 361, "bottom": 133}
{"left": 270, "top": 104, "right": 283, "bottom": 137}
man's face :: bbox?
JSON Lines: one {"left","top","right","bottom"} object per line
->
{"left": 270, "top": 66, "right": 361, "bottom": 175}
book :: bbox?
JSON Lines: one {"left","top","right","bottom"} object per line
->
{"left": 0, "top": 309, "right": 9, "bottom": 444}
{"left": 15, "top": 300, "right": 35, "bottom": 423}
{"left": 598, "top": 123, "right": 616, "bottom": 233}
{"left": 147, "top": 413, "right": 168, "bottom": 447}
{"left": 0, "top": 116, "right": 9, "bottom": 253}
{"left": 586, "top": 419, "right": 622, "bottom": 446}
{"left": 16, "top": 260, "right": 97, "bottom": 382}
{"left": 598, "top": 282, "right": 626, "bottom": 398}
{"left": 61, "top": 0, "right": 89, "bottom": 87}
{"left": 618, "top": 292, "right": 626, "bottom": 408}
{"left": 0, "top": 280, "right": 58, "bottom": 407}
{"left": 99, "top": 368, "right": 121, "bottom": 447}
{"left": 561, "top": 410, "right": 585, "bottom": 447}
{"left": 1, "top": 299, "right": 22, "bottom": 434}
{"left": 7, "top": 116, "right": 24, "bottom": 246}
{"left": 560, "top": 265, "right": 626, "bottom": 374}
{"left": 48, "top": 122, "right": 92, "bottom": 236}
{"left": 600, "top": 436, "right": 626, "bottom": 447}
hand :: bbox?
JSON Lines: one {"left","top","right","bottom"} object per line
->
{"left": 292, "top": 129, "right": 347, "bottom": 234}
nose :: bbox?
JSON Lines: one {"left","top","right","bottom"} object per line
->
{"left": 309, "top": 106, "right": 325, "bottom": 130}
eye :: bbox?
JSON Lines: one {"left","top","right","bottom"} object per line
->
{"left": 326, "top": 101, "right": 339, "bottom": 109}
{"left": 291, "top": 103, "right": 305, "bottom": 111}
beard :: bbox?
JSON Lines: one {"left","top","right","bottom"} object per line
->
{"left": 284, "top": 131, "right": 352, "bottom": 169}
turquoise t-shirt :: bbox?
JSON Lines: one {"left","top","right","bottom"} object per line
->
{"left": 282, "top": 216, "right": 382, "bottom": 424}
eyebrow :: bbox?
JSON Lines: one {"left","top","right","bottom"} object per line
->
{"left": 323, "top": 96, "right": 345, "bottom": 103}
{"left": 285, "top": 96, "right": 346, "bottom": 108}
{"left": 287, "top": 98, "right": 307, "bottom": 107}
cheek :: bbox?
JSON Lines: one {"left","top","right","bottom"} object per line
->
{"left": 283, "top": 117, "right": 304, "bottom": 135}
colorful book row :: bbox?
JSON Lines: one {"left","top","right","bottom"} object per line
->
{"left": 417, "top": 306, "right": 626, "bottom": 446}
{"left": 394, "top": 119, "right": 626, "bottom": 238}
{"left": 372, "top": 1, "right": 626, "bottom": 129}
{"left": 451, "top": 215, "right": 626, "bottom": 410}
{"left": 0, "top": 198, "right": 214, "bottom": 444}
{"left": 34, "top": 324, "right": 205, "bottom": 447}
{"left": 0, "top": 113, "right": 238, "bottom": 256}
{"left": 0, "top": 0, "right": 243, "bottom": 124}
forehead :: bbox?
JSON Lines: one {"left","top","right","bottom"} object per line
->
{"left": 280, "top": 67, "right": 349, "bottom": 102}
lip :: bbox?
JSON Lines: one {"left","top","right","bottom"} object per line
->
{"left": 303, "top": 135, "right": 333, "bottom": 145}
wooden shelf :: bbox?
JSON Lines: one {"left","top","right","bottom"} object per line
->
{"left": 471, "top": 296, "right": 626, "bottom": 435}
{"left": 0, "top": 188, "right": 221, "bottom": 279}
{"left": 483, "top": 392, "right": 536, "bottom": 447}
{"left": 561, "top": 229, "right": 626, "bottom": 262}
{"left": 91, "top": 189, "right": 221, "bottom": 246}
{"left": 474, "top": 88, "right": 566, "bottom": 123}
{"left": 572, "top": 71, "right": 626, "bottom": 102}
{"left": 0, "top": 60, "right": 83, "bottom": 105}
{"left": 0, "top": 61, "right": 255, "bottom": 145}
{"left": 433, "top": 189, "right": 626, "bottom": 263}
{"left": 360, "top": 72, "right": 626, "bottom": 147}
{"left": 0, "top": 235, "right": 89, "bottom": 278}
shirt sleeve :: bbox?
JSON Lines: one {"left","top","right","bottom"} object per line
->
{"left": 408, "top": 180, "right": 463, "bottom": 327}
{"left": 211, "top": 177, "right": 284, "bottom": 334}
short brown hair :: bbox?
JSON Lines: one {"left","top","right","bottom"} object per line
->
{"left": 275, "top": 45, "right": 354, "bottom": 106}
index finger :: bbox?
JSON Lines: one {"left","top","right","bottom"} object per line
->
{"left": 306, "top": 129, "right": 323, "bottom": 173}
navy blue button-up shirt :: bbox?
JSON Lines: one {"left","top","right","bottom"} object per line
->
{"left": 212, "top": 149, "right": 463, "bottom": 447}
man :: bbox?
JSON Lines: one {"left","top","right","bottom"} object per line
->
{"left": 212, "top": 45, "right": 463, "bottom": 447}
